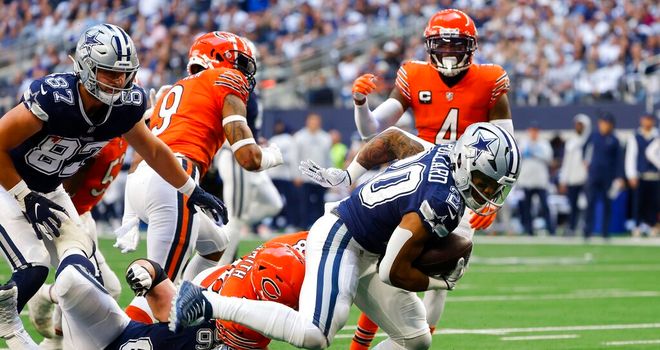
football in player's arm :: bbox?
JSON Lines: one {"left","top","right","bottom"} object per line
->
{"left": 170, "top": 123, "right": 521, "bottom": 350}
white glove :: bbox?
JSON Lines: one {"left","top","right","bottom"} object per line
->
{"left": 126, "top": 263, "right": 152, "bottom": 297}
{"left": 299, "top": 159, "right": 351, "bottom": 188}
{"left": 114, "top": 217, "right": 140, "bottom": 253}
{"left": 429, "top": 257, "right": 466, "bottom": 290}
{"left": 142, "top": 85, "right": 173, "bottom": 120}
{"left": 259, "top": 143, "right": 284, "bottom": 170}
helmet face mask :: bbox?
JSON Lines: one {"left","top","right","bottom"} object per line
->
{"left": 73, "top": 24, "right": 139, "bottom": 106}
{"left": 424, "top": 9, "right": 478, "bottom": 77}
{"left": 187, "top": 32, "right": 257, "bottom": 92}
{"left": 451, "top": 123, "right": 521, "bottom": 216}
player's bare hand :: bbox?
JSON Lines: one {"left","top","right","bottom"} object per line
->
{"left": 352, "top": 74, "right": 377, "bottom": 104}
{"left": 299, "top": 159, "right": 351, "bottom": 188}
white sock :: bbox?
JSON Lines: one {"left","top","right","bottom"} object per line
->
{"left": 423, "top": 289, "right": 447, "bottom": 326}
{"left": 37, "top": 283, "right": 57, "bottom": 304}
{"left": 5, "top": 328, "right": 39, "bottom": 349}
{"left": 204, "top": 292, "right": 327, "bottom": 349}
{"left": 183, "top": 255, "right": 218, "bottom": 281}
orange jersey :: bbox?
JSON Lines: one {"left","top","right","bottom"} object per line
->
{"left": 150, "top": 67, "right": 250, "bottom": 175}
{"left": 195, "top": 232, "right": 308, "bottom": 350}
{"left": 71, "top": 137, "right": 128, "bottom": 214}
{"left": 395, "top": 61, "right": 510, "bottom": 144}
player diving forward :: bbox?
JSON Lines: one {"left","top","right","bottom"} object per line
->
{"left": 171, "top": 123, "right": 521, "bottom": 349}
{"left": 0, "top": 24, "right": 226, "bottom": 348}
{"left": 347, "top": 9, "right": 514, "bottom": 347}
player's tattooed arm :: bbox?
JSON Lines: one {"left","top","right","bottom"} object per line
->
{"left": 357, "top": 127, "right": 426, "bottom": 169}
{"left": 222, "top": 94, "right": 262, "bottom": 170}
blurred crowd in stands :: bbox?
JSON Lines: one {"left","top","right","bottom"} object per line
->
{"left": 0, "top": 0, "right": 658, "bottom": 238}
{"left": 0, "top": 0, "right": 658, "bottom": 112}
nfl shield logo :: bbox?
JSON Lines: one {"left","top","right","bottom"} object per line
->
{"left": 445, "top": 92, "right": 454, "bottom": 101}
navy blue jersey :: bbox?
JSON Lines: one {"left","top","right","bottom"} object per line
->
{"left": 13, "top": 73, "right": 145, "bottom": 192}
{"left": 337, "top": 145, "right": 465, "bottom": 255}
{"left": 106, "top": 321, "right": 219, "bottom": 350}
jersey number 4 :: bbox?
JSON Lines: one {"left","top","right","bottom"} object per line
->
{"left": 435, "top": 108, "right": 458, "bottom": 143}
{"left": 151, "top": 85, "right": 184, "bottom": 136}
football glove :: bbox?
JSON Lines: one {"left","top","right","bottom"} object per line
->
{"left": 188, "top": 186, "right": 229, "bottom": 225}
{"left": 429, "top": 257, "right": 465, "bottom": 290}
{"left": 114, "top": 217, "right": 140, "bottom": 253}
{"left": 299, "top": 159, "right": 351, "bottom": 188}
{"left": 19, "top": 192, "right": 69, "bottom": 240}
{"left": 126, "top": 263, "right": 152, "bottom": 297}
{"left": 470, "top": 211, "right": 497, "bottom": 230}
{"left": 352, "top": 74, "right": 377, "bottom": 102}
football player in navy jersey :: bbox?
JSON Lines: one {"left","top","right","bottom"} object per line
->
{"left": 0, "top": 23, "right": 227, "bottom": 348}
{"left": 171, "top": 123, "right": 521, "bottom": 349}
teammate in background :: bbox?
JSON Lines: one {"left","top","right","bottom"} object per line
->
{"left": 348, "top": 9, "right": 513, "bottom": 347}
{"left": 171, "top": 123, "right": 521, "bottom": 350}
{"left": 0, "top": 232, "right": 307, "bottom": 349}
{"left": 0, "top": 24, "right": 226, "bottom": 349}
{"left": 215, "top": 38, "right": 283, "bottom": 266}
{"left": 118, "top": 31, "right": 282, "bottom": 320}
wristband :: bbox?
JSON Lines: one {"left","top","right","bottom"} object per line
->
{"left": 8, "top": 180, "right": 30, "bottom": 202}
{"left": 230, "top": 138, "right": 257, "bottom": 153}
{"left": 346, "top": 160, "right": 368, "bottom": 185}
{"left": 427, "top": 276, "right": 451, "bottom": 290}
{"left": 177, "top": 177, "right": 196, "bottom": 197}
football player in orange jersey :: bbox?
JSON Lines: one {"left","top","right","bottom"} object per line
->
{"left": 343, "top": 9, "right": 513, "bottom": 348}
{"left": 121, "top": 232, "right": 307, "bottom": 349}
{"left": 117, "top": 31, "right": 283, "bottom": 322}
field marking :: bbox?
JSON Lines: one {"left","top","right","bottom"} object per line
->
{"left": 501, "top": 334, "right": 579, "bottom": 341}
{"left": 470, "top": 254, "right": 593, "bottom": 266}
{"left": 469, "top": 264, "right": 660, "bottom": 273}
{"left": 338, "top": 322, "right": 660, "bottom": 336}
{"left": 447, "top": 290, "right": 660, "bottom": 303}
{"left": 474, "top": 236, "right": 660, "bottom": 247}
{"left": 605, "top": 339, "right": 660, "bottom": 346}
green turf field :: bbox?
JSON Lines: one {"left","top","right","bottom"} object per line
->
{"left": 2, "top": 237, "right": 660, "bottom": 349}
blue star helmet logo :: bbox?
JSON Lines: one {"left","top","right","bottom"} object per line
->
{"left": 468, "top": 131, "right": 497, "bottom": 163}
{"left": 81, "top": 31, "right": 103, "bottom": 56}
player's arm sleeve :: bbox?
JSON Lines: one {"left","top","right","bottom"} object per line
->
{"left": 624, "top": 134, "right": 638, "bottom": 180}
{"left": 378, "top": 212, "right": 434, "bottom": 292}
{"left": 354, "top": 64, "right": 411, "bottom": 140}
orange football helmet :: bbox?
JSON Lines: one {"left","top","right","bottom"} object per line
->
{"left": 424, "top": 9, "right": 478, "bottom": 76}
{"left": 187, "top": 31, "right": 256, "bottom": 89}
{"left": 250, "top": 243, "right": 305, "bottom": 309}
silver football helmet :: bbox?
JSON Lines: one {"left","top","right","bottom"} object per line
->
{"left": 73, "top": 23, "right": 139, "bottom": 106}
{"left": 450, "top": 123, "right": 521, "bottom": 216}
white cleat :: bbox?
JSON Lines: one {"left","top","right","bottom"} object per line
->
{"left": 1, "top": 281, "right": 39, "bottom": 349}
{"left": 0, "top": 281, "right": 22, "bottom": 338}
{"left": 27, "top": 285, "right": 55, "bottom": 338}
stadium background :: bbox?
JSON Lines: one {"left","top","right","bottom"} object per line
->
{"left": 1, "top": 0, "right": 659, "bottom": 349}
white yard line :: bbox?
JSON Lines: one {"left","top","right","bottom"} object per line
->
{"left": 469, "top": 264, "right": 660, "bottom": 273}
{"left": 447, "top": 290, "right": 660, "bottom": 303}
{"left": 605, "top": 339, "right": 660, "bottom": 346}
{"left": 501, "top": 334, "right": 579, "bottom": 341}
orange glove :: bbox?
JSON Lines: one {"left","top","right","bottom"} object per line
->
{"left": 352, "top": 74, "right": 377, "bottom": 102}
{"left": 470, "top": 211, "right": 497, "bottom": 230}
